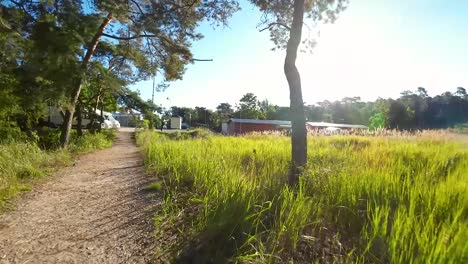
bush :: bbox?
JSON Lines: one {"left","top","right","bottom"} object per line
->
{"left": 69, "top": 129, "right": 116, "bottom": 153}
{"left": 35, "top": 127, "right": 62, "bottom": 149}
{"left": 100, "top": 129, "right": 118, "bottom": 142}
{"left": 0, "top": 122, "right": 27, "bottom": 144}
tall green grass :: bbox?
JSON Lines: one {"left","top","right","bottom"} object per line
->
{"left": 0, "top": 130, "right": 116, "bottom": 210}
{"left": 137, "top": 131, "right": 468, "bottom": 263}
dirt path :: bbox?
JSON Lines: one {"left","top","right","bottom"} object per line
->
{"left": 0, "top": 130, "right": 158, "bottom": 263}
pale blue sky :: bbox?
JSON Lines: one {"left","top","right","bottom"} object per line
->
{"left": 131, "top": 0, "right": 468, "bottom": 109}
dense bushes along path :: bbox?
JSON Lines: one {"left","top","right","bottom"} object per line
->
{"left": 0, "top": 130, "right": 158, "bottom": 263}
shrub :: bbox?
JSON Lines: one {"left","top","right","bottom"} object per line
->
{"left": 0, "top": 122, "right": 27, "bottom": 144}
{"left": 69, "top": 130, "right": 116, "bottom": 153}
{"left": 35, "top": 127, "right": 62, "bottom": 149}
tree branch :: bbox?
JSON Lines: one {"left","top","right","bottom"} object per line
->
{"left": 129, "top": 0, "right": 145, "bottom": 15}
{"left": 259, "top": 22, "right": 291, "bottom": 32}
{"left": 10, "top": 0, "right": 36, "bottom": 21}
{"left": 103, "top": 32, "right": 212, "bottom": 62}
{"left": 102, "top": 32, "right": 178, "bottom": 50}
{"left": 192, "top": 59, "right": 213, "bottom": 62}
{"left": 102, "top": 33, "right": 156, "bottom": 40}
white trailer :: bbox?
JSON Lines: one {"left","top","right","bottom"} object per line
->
{"left": 170, "top": 116, "right": 182, "bottom": 129}
{"left": 46, "top": 107, "right": 119, "bottom": 129}
{"left": 221, "top": 122, "right": 228, "bottom": 135}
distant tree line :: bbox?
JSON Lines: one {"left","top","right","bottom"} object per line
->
{"left": 304, "top": 87, "right": 468, "bottom": 130}
{"left": 166, "top": 87, "right": 468, "bottom": 131}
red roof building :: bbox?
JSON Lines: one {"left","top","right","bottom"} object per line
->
{"left": 223, "top": 119, "right": 368, "bottom": 135}
{"left": 226, "top": 118, "right": 290, "bottom": 135}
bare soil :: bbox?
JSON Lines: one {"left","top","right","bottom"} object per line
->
{"left": 0, "top": 130, "right": 158, "bottom": 263}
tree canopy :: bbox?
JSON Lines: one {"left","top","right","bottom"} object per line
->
{"left": 0, "top": 0, "right": 240, "bottom": 144}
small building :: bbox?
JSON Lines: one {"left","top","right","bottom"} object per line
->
{"left": 113, "top": 112, "right": 142, "bottom": 127}
{"left": 170, "top": 116, "right": 182, "bottom": 129}
{"left": 221, "top": 122, "right": 228, "bottom": 135}
{"left": 225, "top": 119, "right": 368, "bottom": 135}
{"left": 226, "top": 118, "right": 291, "bottom": 135}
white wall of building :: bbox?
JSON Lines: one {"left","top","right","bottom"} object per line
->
{"left": 170, "top": 117, "right": 182, "bottom": 129}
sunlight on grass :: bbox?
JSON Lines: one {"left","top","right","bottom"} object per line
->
{"left": 137, "top": 130, "right": 468, "bottom": 263}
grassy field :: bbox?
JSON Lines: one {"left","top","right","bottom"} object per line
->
{"left": 0, "top": 130, "right": 116, "bottom": 210}
{"left": 138, "top": 130, "right": 467, "bottom": 263}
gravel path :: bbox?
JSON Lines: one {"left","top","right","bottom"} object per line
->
{"left": 0, "top": 130, "right": 158, "bottom": 263}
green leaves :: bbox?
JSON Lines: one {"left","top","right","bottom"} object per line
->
{"left": 1, "top": 0, "right": 241, "bottom": 134}
{"left": 251, "top": 0, "right": 348, "bottom": 51}
{"left": 369, "top": 112, "right": 386, "bottom": 130}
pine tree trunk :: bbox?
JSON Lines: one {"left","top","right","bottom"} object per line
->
{"left": 60, "top": 13, "right": 113, "bottom": 147}
{"left": 76, "top": 104, "right": 83, "bottom": 136}
{"left": 99, "top": 98, "right": 104, "bottom": 132}
{"left": 284, "top": 0, "right": 307, "bottom": 185}
{"left": 89, "top": 87, "right": 102, "bottom": 133}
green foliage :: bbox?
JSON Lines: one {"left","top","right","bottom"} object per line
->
{"left": 216, "top": 103, "right": 234, "bottom": 117}
{"left": 382, "top": 88, "right": 468, "bottom": 130}
{"left": 69, "top": 129, "right": 116, "bottom": 153}
{"left": 147, "top": 112, "right": 162, "bottom": 130}
{"left": 1, "top": 0, "right": 240, "bottom": 140}
{"left": 35, "top": 127, "right": 62, "bottom": 149}
{"left": 0, "top": 143, "right": 70, "bottom": 210}
{"left": 234, "top": 93, "right": 265, "bottom": 119}
{"left": 154, "top": 86, "right": 468, "bottom": 134}
{"left": 306, "top": 97, "right": 373, "bottom": 125}
{"left": 251, "top": 0, "right": 348, "bottom": 51}
{"left": 305, "top": 88, "right": 468, "bottom": 129}
{"left": 137, "top": 131, "right": 468, "bottom": 263}
{"left": 138, "top": 119, "right": 150, "bottom": 129}
{"left": 0, "top": 76, "right": 19, "bottom": 122}
{"left": 0, "top": 122, "right": 27, "bottom": 144}
{"left": 369, "top": 112, "right": 386, "bottom": 130}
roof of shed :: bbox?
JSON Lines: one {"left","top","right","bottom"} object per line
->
{"left": 306, "top": 122, "right": 368, "bottom": 129}
{"left": 228, "top": 118, "right": 291, "bottom": 125}
{"left": 228, "top": 119, "right": 367, "bottom": 129}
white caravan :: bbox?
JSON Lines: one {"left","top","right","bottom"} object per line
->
{"left": 46, "top": 107, "right": 119, "bottom": 129}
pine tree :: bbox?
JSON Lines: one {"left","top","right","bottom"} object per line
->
{"left": 2, "top": 0, "right": 240, "bottom": 146}
{"left": 250, "top": 0, "right": 347, "bottom": 184}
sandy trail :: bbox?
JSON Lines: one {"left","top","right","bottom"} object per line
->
{"left": 0, "top": 130, "right": 157, "bottom": 263}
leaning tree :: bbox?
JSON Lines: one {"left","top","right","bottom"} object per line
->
{"left": 250, "top": 0, "right": 348, "bottom": 184}
{"left": 2, "top": 0, "right": 239, "bottom": 146}
{"left": 62, "top": 0, "right": 240, "bottom": 146}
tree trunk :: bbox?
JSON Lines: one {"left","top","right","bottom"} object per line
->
{"left": 89, "top": 86, "right": 102, "bottom": 133}
{"left": 76, "top": 104, "right": 83, "bottom": 136}
{"left": 99, "top": 97, "right": 104, "bottom": 132}
{"left": 284, "top": 0, "right": 307, "bottom": 185}
{"left": 60, "top": 13, "right": 113, "bottom": 147}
